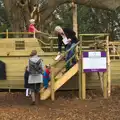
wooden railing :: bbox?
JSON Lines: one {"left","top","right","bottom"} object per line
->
{"left": 109, "top": 42, "right": 120, "bottom": 59}
{"left": 0, "top": 30, "right": 50, "bottom": 38}
{"left": 50, "top": 40, "right": 81, "bottom": 100}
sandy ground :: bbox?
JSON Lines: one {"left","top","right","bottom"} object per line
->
{"left": 0, "top": 88, "right": 120, "bottom": 120}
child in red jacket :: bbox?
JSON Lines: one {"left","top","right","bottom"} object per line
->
{"left": 43, "top": 65, "right": 51, "bottom": 89}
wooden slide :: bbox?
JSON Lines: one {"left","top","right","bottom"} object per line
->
{"left": 40, "top": 63, "right": 79, "bottom": 100}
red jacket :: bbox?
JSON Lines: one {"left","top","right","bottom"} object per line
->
{"left": 28, "top": 24, "right": 35, "bottom": 32}
{"left": 43, "top": 69, "right": 50, "bottom": 79}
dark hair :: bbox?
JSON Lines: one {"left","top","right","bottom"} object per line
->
{"left": 30, "top": 50, "right": 37, "bottom": 57}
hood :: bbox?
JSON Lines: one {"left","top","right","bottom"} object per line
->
{"left": 29, "top": 55, "right": 40, "bottom": 63}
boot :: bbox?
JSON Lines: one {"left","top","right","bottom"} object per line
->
{"left": 31, "top": 92, "right": 35, "bottom": 105}
{"left": 35, "top": 93, "right": 40, "bottom": 105}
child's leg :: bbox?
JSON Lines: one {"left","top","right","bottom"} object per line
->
{"left": 31, "top": 92, "right": 35, "bottom": 105}
{"left": 43, "top": 78, "right": 49, "bottom": 89}
{"left": 26, "top": 88, "right": 29, "bottom": 96}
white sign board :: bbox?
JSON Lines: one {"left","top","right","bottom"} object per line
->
{"left": 83, "top": 51, "right": 107, "bottom": 72}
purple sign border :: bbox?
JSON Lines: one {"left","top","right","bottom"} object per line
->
{"left": 84, "top": 69, "right": 107, "bottom": 73}
{"left": 83, "top": 51, "right": 107, "bottom": 73}
{"left": 83, "top": 51, "right": 106, "bottom": 58}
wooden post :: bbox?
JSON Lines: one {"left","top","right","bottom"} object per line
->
{"left": 81, "top": 50, "right": 86, "bottom": 100}
{"left": 51, "top": 67, "right": 55, "bottom": 101}
{"left": 98, "top": 72, "right": 104, "bottom": 92}
{"left": 78, "top": 36, "right": 83, "bottom": 99}
{"left": 33, "top": 31, "right": 35, "bottom": 38}
{"left": 103, "top": 72, "right": 108, "bottom": 98}
{"left": 6, "top": 29, "right": 8, "bottom": 39}
{"left": 78, "top": 54, "right": 82, "bottom": 99}
{"left": 72, "top": 2, "right": 78, "bottom": 37}
{"left": 50, "top": 39, "right": 53, "bottom": 52}
{"left": 82, "top": 72, "right": 86, "bottom": 99}
{"left": 106, "top": 35, "right": 111, "bottom": 97}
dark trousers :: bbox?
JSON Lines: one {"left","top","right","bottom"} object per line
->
{"left": 24, "top": 70, "right": 30, "bottom": 88}
{"left": 43, "top": 77, "right": 50, "bottom": 89}
{"left": 65, "top": 43, "right": 76, "bottom": 71}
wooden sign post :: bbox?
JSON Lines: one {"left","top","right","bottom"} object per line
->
{"left": 80, "top": 51, "right": 108, "bottom": 99}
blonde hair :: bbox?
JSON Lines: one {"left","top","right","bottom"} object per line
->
{"left": 29, "top": 19, "right": 35, "bottom": 23}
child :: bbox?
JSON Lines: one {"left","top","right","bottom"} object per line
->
{"left": 28, "top": 19, "right": 40, "bottom": 37}
{"left": 24, "top": 66, "right": 31, "bottom": 96}
{"left": 43, "top": 65, "right": 51, "bottom": 89}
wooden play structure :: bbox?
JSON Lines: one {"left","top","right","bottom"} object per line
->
{"left": 0, "top": 31, "right": 120, "bottom": 100}
{"left": 41, "top": 33, "right": 111, "bottom": 100}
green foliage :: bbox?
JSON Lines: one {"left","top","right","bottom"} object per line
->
{"left": 1, "top": 0, "right": 120, "bottom": 40}
{"left": 0, "top": 0, "right": 10, "bottom": 38}
{"left": 50, "top": 4, "right": 120, "bottom": 40}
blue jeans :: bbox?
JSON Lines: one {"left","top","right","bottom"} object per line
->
{"left": 43, "top": 77, "right": 50, "bottom": 89}
{"left": 43, "top": 71, "right": 50, "bottom": 89}
{"left": 65, "top": 43, "right": 76, "bottom": 71}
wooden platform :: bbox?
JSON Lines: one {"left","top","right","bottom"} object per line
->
{"left": 0, "top": 36, "right": 120, "bottom": 91}
{"left": 0, "top": 38, "right": 44, "bottom": 56}
{"left": 0, "top": 38, "right": 57, "bottom": 89}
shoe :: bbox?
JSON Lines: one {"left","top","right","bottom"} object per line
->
{"left": 44, "top": 87, "right": 48, "bottom": 90}
{"left": 26, "top": 89, "right": 29, "bottom": 97}
{"left": 35, "top": 93, "right": 40, "bottom": 105}
{"left": 30, "top": 101, "right": 35, "bottom": 105}
{"left": 55, "top": 52, "right": 61, "bottom": 61}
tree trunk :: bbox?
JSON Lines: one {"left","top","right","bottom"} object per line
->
{"left": 4, "top": 0, "right": 31, "bottom": 32}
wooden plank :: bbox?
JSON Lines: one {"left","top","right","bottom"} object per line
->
{"left": 82, "top": 72, "right": 86, "bottom": 99}
{"left": 109, "top": 41, "right": 120, "bottom": 45}
{"left": 111, "top": 80, "right": 120, "bottom": 84}
{"left": 103, "top": 72, "right": 108, "bottom": 98}
{"left": 79, "top": 33, "right": 109, "bottom": 36}
{"left": 111, "top": 62, "right": 120, "bottom": 66}
{"left": 111, "top": 72, "right": 120, "bottom": 75}
{"left": 0, "top": 52, "right": 57, "bottom": 57}
{"left": 111, "top": 67, "right": 120, "bottom": 71}
{"left": 6, "top": 73, "right": 24, "bottom": 77}
{"left": 111, "top": 75, "right": 120, "bottom": 80}
{"left": 6, "top": 77, "right": 24, "bottom": 80}
{"left": 51, "top": 67, "right": 55, "bottom": 101}
{"left": 0, "top": 37, "right": 44, "bottom": 55}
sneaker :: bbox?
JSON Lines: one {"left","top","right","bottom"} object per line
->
{"left": 44, "top": 87, "right": 48, "bottom": 90}
{"left": 55, "top": 52, "right": 61, "bottom": 61}
{"left": 26, "top": 89, "right": 29, "bottom": 97}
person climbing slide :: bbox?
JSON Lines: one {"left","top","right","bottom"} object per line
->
{"left": 43, "top": 65, "right": 51, "bottom": 89}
